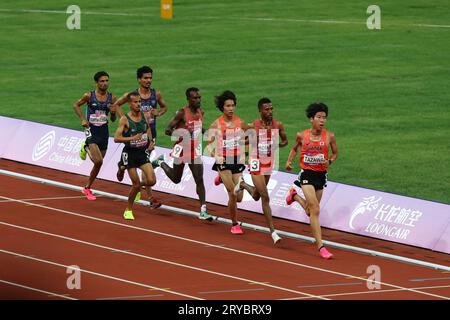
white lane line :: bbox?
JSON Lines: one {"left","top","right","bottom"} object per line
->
{"left": 0, "top": 8, "right": 449, "bottom": 29}
{"left": 409, "top": 277, "right": 450, "bottom": 282}
{"left": 283, "top": 285, "right": 450, "bottom": 300}
{"left": 0, "top": 248, "right": 202, "bottom": 300}
{"left": 0, "top": 221, "right": 327, "bottom": 300}
{"left": 0, "top": 279, "right": 77, "bottom": 300}
{"left": 0, "top": 194, "right": 447, "bottom": 300}
{"left": 0, "top": 196, "right": 85, "bottom": 203}
{"left": 297, "top": 282, "right": 363, "bottom": 288}
{"left": 199, "top": 288, "right": 265, "bottom": 295}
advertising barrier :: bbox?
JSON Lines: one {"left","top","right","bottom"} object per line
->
{"left": 1, "top": 116, "right": 449, "bottom": 253}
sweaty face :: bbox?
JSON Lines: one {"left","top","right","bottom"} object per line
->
{"left": 260, "top": 103, "right": 273, "bottom": 121}
{"left": 129, "top": 96, "right": 141, "bottom": 112}
{"left": 139, "top": 73, "right": 152, "bottom": 88}
{"left": 188, "top": 91, "right": 201, "bottom": 109}
{"left": 310, "top": 111, "right": 327, "bottom": 129}
{"left": 223, "top": 99, "right": 235, "bottom": 116}
{"left": 96, "top": 76, "right": 109, "bottom": 92}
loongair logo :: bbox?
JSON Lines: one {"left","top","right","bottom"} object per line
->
{"left": 32, "top": 131, "right": 56, "bottom": 161}
{"left": 349, "top": 196, "right": 381, "bottom": 230}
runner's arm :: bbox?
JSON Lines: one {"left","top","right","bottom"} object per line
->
{"left": 165, "top": 109, "right": 184, "bottom": 136}
{"left": 286, "top": 132, "right": 302, "bottom": 171}
{"left": 73, "top": 92, "right": 91, "bottom": 128}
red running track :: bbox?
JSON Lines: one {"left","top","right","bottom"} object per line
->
{"left": 0, "top": 160, "right": 449, "bottom": 300}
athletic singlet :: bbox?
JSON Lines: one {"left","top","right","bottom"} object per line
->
{"left": 171, "top": 107, "right": 203, "bottom": 159}
{"left": 300, "top": 129, "right": 328, "bottom": 172}
{"left": 86, "top": 90, "right": 113, "bottom": 127}
{"left": 134, "top": 88, "right": 158, "bottom": 127}
{"left": 216, "top": 115, "right": 242, "bottom": 157}
{"left": 123, "top": 114, "right": 149, "bottom": 150}
{"left": 251, "top": 119, "right": 280, "bottom": 160}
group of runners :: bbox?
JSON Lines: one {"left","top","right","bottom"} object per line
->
{"left": 73, "top": 66, "right": 338, "bottom": 259}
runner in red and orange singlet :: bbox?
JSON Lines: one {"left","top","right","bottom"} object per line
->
{"left": 152, "top": 87, "right": 213, "bottom": 221}
{"left": 285, "top": 102, "right": 338, "bottom": 259}
{"left": 234, "top": 97, "right": 288, "bottom": 244}
{"left": 205, "top": 90, "right": 249, "bottom": 235}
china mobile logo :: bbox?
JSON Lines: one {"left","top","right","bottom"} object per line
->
{"left": 32, "top": 131, "right": 56, "bottom": 161}
{"left": 349, "top": 196, "right": 381, "bottom": 230}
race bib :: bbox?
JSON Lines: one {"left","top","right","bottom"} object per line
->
{"left": 249, "top": 158, "right": 260, "bottom": 173}
{"left": 172, "top": 144, "right": 183, "bottom": 158}
{"left": 89, "top": 110, "right": 108, "bottom": 126}
{"left": 303, "top": 154, "right": 325, "bottom": 165}
{"left": 130, "top": 133, "right": 148, "bottom": 148}
{"left": 121, "top": 152, "right": 129, "bottom": 166}
{"left": 194, "top": 143, "right": 202, "bottom": 157}
{"left": 84, "top": 128, "right": 92, "bottom": 138}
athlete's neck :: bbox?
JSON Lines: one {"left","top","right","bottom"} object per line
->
{"left": 261, "top": 118, "right": 272, "bottom": 126}
{"left": 130, "top": 110, "right": 141, "bottom": 119}
{"left": 139, "top": 86, "right": 151, "bottom": 95}
{"left": 311, "top": 128, "right": 322, "bottom": 136}
{"left": 222, "top": 114, "right": 234, "bottom": 122}
{"left": 96, "top": 88, "right": 107, "bottom": 95}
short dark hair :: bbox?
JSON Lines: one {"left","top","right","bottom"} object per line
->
{"left": 127, "top": 91, "right": 140, "bottom": 102}
{"left": 185, "top": 87, "right": 199, "bottom": 99}
{"left": 258, "top": 97, "right": 271, "bottom": 111}
{"left": 94, "top": 71, "right": 109, "bottom": 82}
{"left": 306, "top": 102, "right": 328, "bottom": 118}
{"left": 136, "top": 66, "right": 153, "bottom": 79}
{"left": 215, "top": 90, "right": 237, "bottom": 112}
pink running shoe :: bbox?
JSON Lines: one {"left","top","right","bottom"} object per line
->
{"left": 230, "top": 224, "right": 244, "bottom": 235}
{"left": 82, "top": 187, "right": 96, "bottom": 201}
{"left": 319, "top": 246, "right": 333, "bottom": 259}
{"left": 214, "top": 175, "right": 222, "bottom": 186}
{"left": 285, "top": 188, "right": 297, "bottom": 205}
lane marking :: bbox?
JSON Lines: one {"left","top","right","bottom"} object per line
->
{"left": 0, "top": 194, "right": 447, "bottom": 300}
{"left": 283, "top": 285, "right": 450, "bottom": 300}
{"left": 199, "top": 288, "right": 265, "bottom": 295}
{"left": 0, "top": 196, "right": 85, "bottom": 203}
{"left": 0, "top": 279, "right": 77, "bottom": 300}
{"left": 0, "top": 8, "right": 449, "bottom": 29}
{"left": 409, "top": 277, "right": 450, "bottom": 282}
{"left": 297, "top": 282, "right": 363, "bottom": 288}
{"left": 0, "top": 221, "right": 327, "bottom": 300}
{"left": 0, "top": 249, "right": 202, "bottom": 300}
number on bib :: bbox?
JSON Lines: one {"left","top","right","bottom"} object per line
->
{"left": 172, "top": 144, "right": 183, "bottom": 158}
{"left": 84, "top": 128, "right": 92, "bottom": 138}
{"left": 194, "top": 144, "right": 202, "bottom": 157}
{"left": 250, "top": 158, "right": 260, "bottom": 172}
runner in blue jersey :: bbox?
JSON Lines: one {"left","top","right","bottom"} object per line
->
{"left": 73, "top": 71, "right": 117, "bottom": 200}
{"left": 113, "top": 66, "right": 168, "bottom": 182}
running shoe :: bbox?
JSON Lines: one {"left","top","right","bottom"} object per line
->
{"left": 230, "top": 224, "right": 244, "bottom": 235}
{"left": 285, "top": 188, "right": 297, "bottom": 206}
{"left": 151, "top": 154, "right": 165, "bottom": 168}
{"left": 271, "top": 231, "right": 282, "bottom": 244}
{"left": 116, "top": 162, "right": 125, "bottom": 182}
{"left": 149, "top": 198, "right": 162, "bottom": 209}
{"left": 319, "top": 246, "right": 333, "bottom": 259}
{"left": 199, "top": 209, "right": 213, "bottom": 221}
{"left": 79, "top": 141, "right": 87, "bottom": 160}
{"left": 82, "top": 187, "right": 96, "bottom": 200}
{"left": 214, "top": 175, "right": 222, "bottom": 186}
{"left": 134, "top": 191, "right": 141, "bottom": 202}
{"left": 233, "top": 175, "right": 244, "bottom": 195}
{"left": 123, "top": 209, "right": 135, "bottom": 220}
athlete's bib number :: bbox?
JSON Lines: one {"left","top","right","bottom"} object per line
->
{"left": 250, "top": 158, "right": 260, "bottom": 173}
{"left": 121, "top": 152, "right": 129, "bottom": 166}
{"left": 84, "top": 128, "right": 92, "bottom": 138}
{"left": 172, "top": 144, "right": 183, "bottom": 158}
{"left": 194, "top": 144, "right": 202, "bottom": 157}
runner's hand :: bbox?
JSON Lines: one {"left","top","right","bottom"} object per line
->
{"left": 285, "top": 161, "right": 293, "bottom": 171}
{"left": 81, "top": 119, "right": 89, "bottom": 128}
